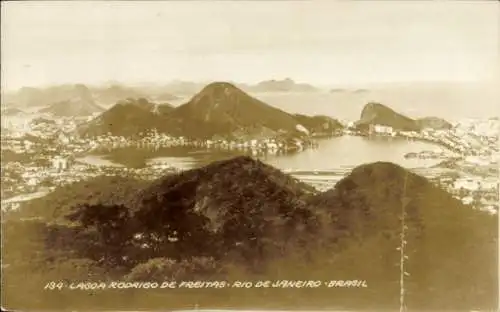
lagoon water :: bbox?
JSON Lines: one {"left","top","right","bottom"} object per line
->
{"left": 75, "top": 87, "right": 490, "bottom": 175}
{"left": 89, "top": 136, "right": 446, "bottom": 172}
{"left": 75, "top": 155, "right": 125, "bottom": 167}
{"left": 263, "top": 135, "right": 445, "bottom": 171}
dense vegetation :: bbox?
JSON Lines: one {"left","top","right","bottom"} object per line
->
{"left": 79, "top": 98, "right": 174, "bottom": 137}
{"left": 2, "top": 156, "right": 497, "bottom": 310}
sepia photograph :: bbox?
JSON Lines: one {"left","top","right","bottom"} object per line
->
{"left": 1, "top": 1, "right": 499, "bottom": 311}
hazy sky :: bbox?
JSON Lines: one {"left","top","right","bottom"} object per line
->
{"left": 1, "top": 1, "right": 499, "bottom": 91}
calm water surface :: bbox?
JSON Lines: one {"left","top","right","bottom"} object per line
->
{"left": 264, "top": 136, "right": 446, "bottom": 171}
{"left": 89, "top": 136, "right": 447, "bottom": 171}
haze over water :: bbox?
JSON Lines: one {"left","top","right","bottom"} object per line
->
{"left": 251, "top": 84, "right": 500, "bottom": 121}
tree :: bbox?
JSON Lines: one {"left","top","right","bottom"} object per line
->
{"left": 65, "top": 203, "right": 135, "bottom": 268}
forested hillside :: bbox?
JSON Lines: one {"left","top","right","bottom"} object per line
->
{"left": 2, "top": 157, "right": 497, "bottom": 311}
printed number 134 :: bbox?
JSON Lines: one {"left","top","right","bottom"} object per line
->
{"left": 44, "top": 281, "right": 64, "bottom": 290}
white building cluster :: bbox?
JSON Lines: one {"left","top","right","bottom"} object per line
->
{"left": 369, "top": 124, "right": 395, "bottom": 136}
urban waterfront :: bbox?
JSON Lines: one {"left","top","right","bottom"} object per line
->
{"left": 2, "top": 113, "right": 498, "bottom": 216}
{"left": 45, "top": 131, "right": 499, "bottom": 215}
{"left": 80, "top": 135, "right": 446, "bottom": 170}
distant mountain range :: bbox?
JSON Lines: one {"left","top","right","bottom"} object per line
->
{"left": 92, "top": 84, "right": 181, "bottom": 105}
{"left": 39, "top": 100, "right": 104, "bottom": 117}
{"left": 3, "top": 80, "right": 454, "bottom": 137}
{"left": 241, "top": 78, "right": 318, "bottom": 93}
{"left": 2, "top": 83, "right": 180, "bottom": 111}
{"left": 7, "top": 156, "right": 497, "bottom": 310}
{"left": 355, "top": 102, "right": 452, "bottom": 131}
{"left": 92, "top": 85, "right": 147, "bottom": 105}
{"left": 3, "top": 84, "right": 95, "bottom": 108}
{"left": 80, "top": 83, "right": 455, "bottom": 138}
{"left": 37, "top": 84, "right": 104, "bottom": 117}
{"left": 4, "top": 81, "right": 497, "bottom": 121}
{"left": 80, "top": 82, "right": 342, "bottom": 139}
{"left": 2, "top": 78, "right": 319, "bottom": 110}
{"left": 156, "top": 78, "right": 319, "bottom": 95}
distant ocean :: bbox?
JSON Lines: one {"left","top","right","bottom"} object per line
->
{"left": 166, "top": 82, "right": 499, "bottom": 122}
{"left": 249, "top": 88, "right": 499, "bottom": 121}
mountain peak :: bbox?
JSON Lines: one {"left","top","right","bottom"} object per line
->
{"left": 357, "top": 101, "right": 420, "bottom": 131}
{"left": 168, "top": 82, "right": 300, "bottom": 139}
{"left": 203, "top": 81, "right": 239, "bottom": 90}
{"left": 364, "top": 101, "right": 384, "bottom": 108}
{"left": 195, "top": 81, "right": 244, "bottom": 99}
{"left": 361, "top": 102, "right": 392, "bottom": 114}
{"left": 79, "top": 98, "right": 170, "bottom": 137}
{"left": 203, "top": 155, "right": 264, "bottom": 170}
{"left": 132, "top": 154, "right": 316, "bottom": 220}
{"left": 353, "top": 160, "right": 405, "bottom": 172}
{"left": 349, "top": 161, "right": 419, "bottom": 180}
